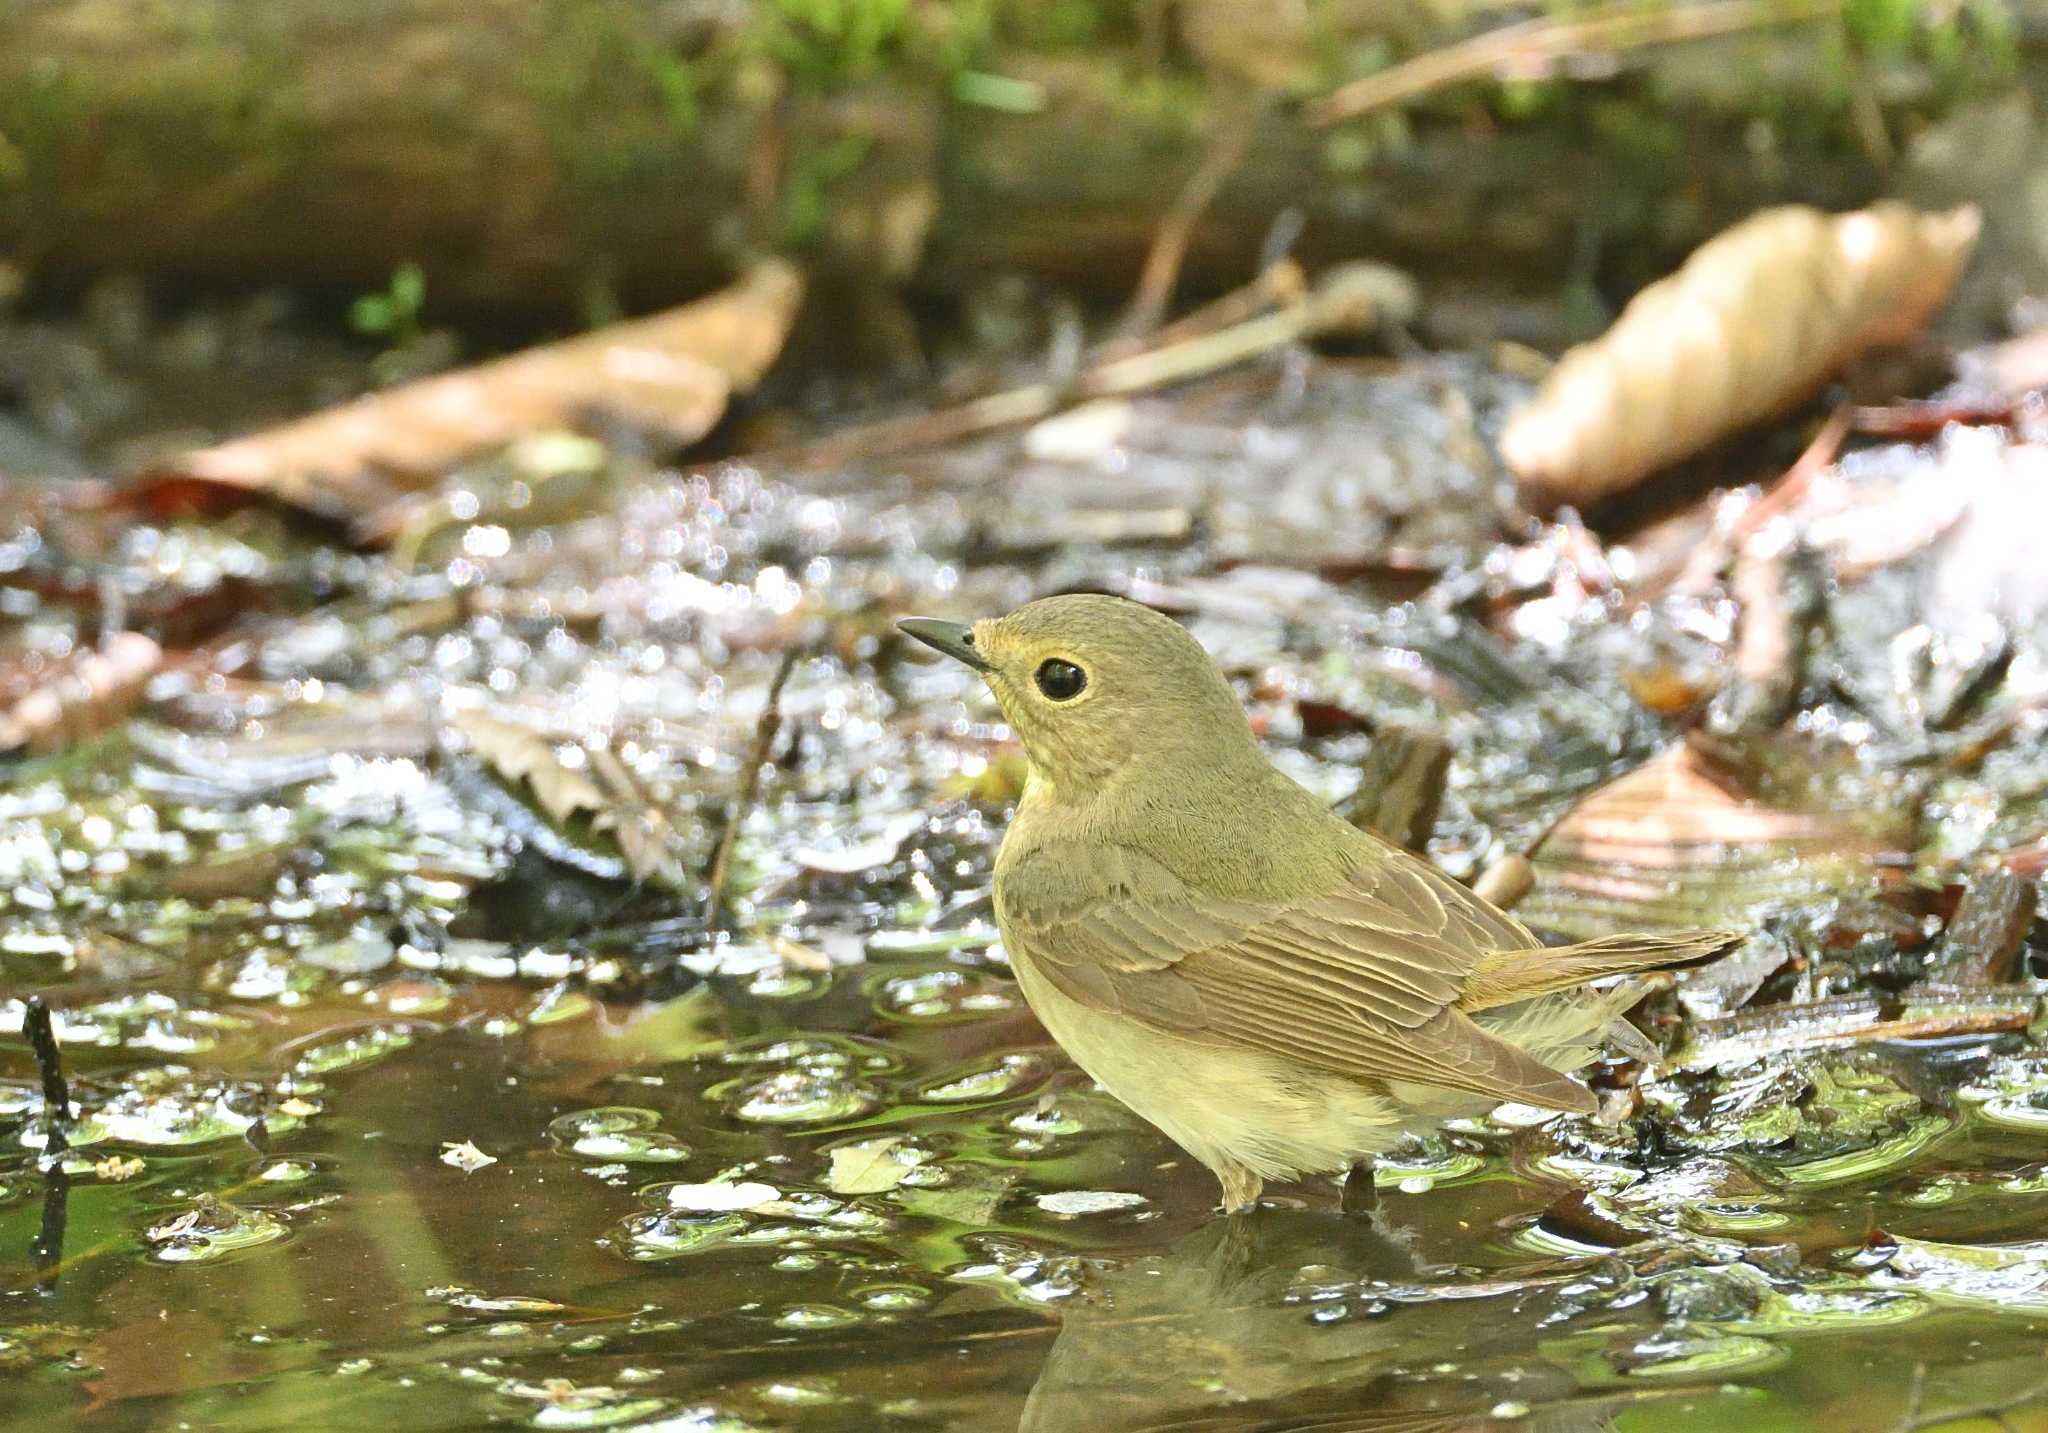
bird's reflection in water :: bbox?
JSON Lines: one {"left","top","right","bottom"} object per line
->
{"left": 1020, "top": 1210, "right": 1668, "bottom": 1433}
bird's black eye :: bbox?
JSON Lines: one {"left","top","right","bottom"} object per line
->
{"left": 1034, "top": 658, "right": 1087, "bottom": 701}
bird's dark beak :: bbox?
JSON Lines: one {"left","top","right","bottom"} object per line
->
{"left": 897, "top": 617, "right": 991, "bottom": 672}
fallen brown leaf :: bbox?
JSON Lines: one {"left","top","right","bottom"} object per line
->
{"left": 125, "top": 260, "right": 803, "bottom": 528}
{"left": 0, "top": 631, "right": 163, "bottom": 755}
{"left": 1503, "top": 202, "right": 1980, "bottom": 509}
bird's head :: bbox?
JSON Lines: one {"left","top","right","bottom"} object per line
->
{"left": 899, "top": 593, "right": 1257, "bottom": 797}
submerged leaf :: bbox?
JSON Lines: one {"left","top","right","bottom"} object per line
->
{"left": 826, "top": 1136, "right": 929, "bottom": 1195}
{"left": 1519, "top": 740, "right": 1902, "bottom": 938}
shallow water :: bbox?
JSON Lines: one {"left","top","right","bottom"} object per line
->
{"left": 6, "top": 356, "right": 2048, "bottom": 1430}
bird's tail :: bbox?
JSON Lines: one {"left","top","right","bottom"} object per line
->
{"left": 1458, "top": 929, "right": 1743, "bottom": 1016}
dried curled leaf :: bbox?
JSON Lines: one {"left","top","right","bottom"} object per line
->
{"left": 452, "top": 708, "right": 681, "bottom": 886}
{"left": 1503, "top": 201, "right": 1981, "bottom": 508}
{"left": 135, "top": 260, "right": 803, "bottom": 526}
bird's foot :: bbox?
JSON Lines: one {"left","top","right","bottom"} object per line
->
{"left": 1341, "top": 1160, "right": 1379, "bottom": 1217}
{"left": 1217, "top": 1161, "right": 1263, "bottom": 1216}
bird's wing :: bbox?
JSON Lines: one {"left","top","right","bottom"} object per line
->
{"left": 997, "top": 840, "right": 1596, "bottom": 1113}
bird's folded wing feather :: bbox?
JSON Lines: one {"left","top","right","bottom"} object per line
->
{"left": 998, "top": 840, "right": 1597, "bottom": 1113}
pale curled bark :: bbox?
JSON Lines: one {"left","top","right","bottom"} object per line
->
{"left": 1502, "top": 201, "right": 1982, "bottom": 510}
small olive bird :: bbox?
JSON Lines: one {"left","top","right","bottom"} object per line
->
{"left": 900, "top": 595, "right": 1737, "bottom": 1212}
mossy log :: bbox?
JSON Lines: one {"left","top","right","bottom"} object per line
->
{"left": 0, "top": 0, "right": 1984, "bottom": 317}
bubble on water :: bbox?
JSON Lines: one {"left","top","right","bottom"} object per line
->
{"left": 1035, "top": 1190, "right": 1148, "bottom": 1215}
{"left": 1373, "top": 1144, "right": 1484, "bottom": 1190}
{"left": 301, "top": 929, "right": 396, "bottom": 975}
{"left": 364, "top": 975, "right": 454, "bottom": 1015}
{"left": 1974, "top": 1092, "right": 2048, "bottom": 1133}
{"left": 613, "top": 1211, "right": 748, "bottom": 1260}
{"left": 1525, "top": 1152, "right": 1642, "bottom": 1194}
{"left": 865, "top": 928, "right": 997, "bottom": 958}
{"left": 146, "top": 1198, "right": 288, "bottom": 1264}
{"left": 1766, "top": 1114, "right": 1954, "bottom": 1187}
{"left": 743, "top": 971, "right": 818, "bottom": 1000}
{"left": 775, "top": 1304, "right": 859, "bottom": 1331}
{"left": 756, "top": 1379, "right": 841, "bottom": 1406}
{"left": 287, "top": 1022, "right": 421, "bottom": 1077}
{"left": 722, "top": 1071, "right": 880, "bottom": 1126}
{"left": 873, "top": 969, "right": 1018, "bottom": 1023}
{"left": 548, "top": 1108, "right": 691, "bottom": 1163}
{"left": 720, "top": 1191, "right": 892, "bottom": 1246}
{"left": 1006, "top": 1099, "right": 1085, "bottom": 1138}
{"left": 83, "top": 1068, "right": 304, "bottom": 1149}
{"left": 1680, "top": 1201, "right": 1793, "bottom": 1234}
{"left": 663, "top": 1181, "right": 779, "bottom": 1213}
{"left": 913, "top": 1053, "right": 1050, "bottom": 1104}
{"left": 522, "top": 984, "right": 594, "bottom": 1027}
{"left": 529, "top": 1392, "right": 672, "bottom": 1429}
{"left": 1733, "top": 1286, "right": 1929, "bottom": 1333}
{"left": 1609, "top": 1330, "right": 1787, "bottom": 1379}
{"left": 718, "top": 1033, "right": 905, "bottom": 1076}
{"left": 429, "top": 1286, "right": 570, "bottom": 1316}
{"left": 853, "top": 1283, "right": 930, "bottom": 1312}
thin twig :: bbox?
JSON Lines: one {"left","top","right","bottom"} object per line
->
{"left": 1306, "top": 0, "right": 1841, "bottom": 128}
{"left": 777, "top": 263, "right": 1411, "bottom": 471}
{"left": 703, "top": 648, "right": 802, "bottom": 931}
{"left": 1657, "top": 401, "right": 1852, "bottom": 600}
{"left": 1729, "top": 400, "right": 1853, "bottom": 544}
{"left": 32, "top": 1168, "right": 69, "bottom": 1293}
{"left": 1853, "top": 397, "right": 2029, "bottom": 438}
{"left": 1900, "top": 1369, "right": 2048, "bottom": 1433}
{"left": 24, "top": 995, "right": 71, "bottom": 1159}
{"left": 1111, "top": 99, "right": 1265, "bottom": 346}
{"left": 1140, "top": 258, "right": 1308, "bottom": 352}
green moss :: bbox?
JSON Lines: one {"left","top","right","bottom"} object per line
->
{"left": 780, "top": 131, "right": 875, "bottom": 247}
{"left": 0, "top": 58, "right": 75, "bottom": 232}
{"left": 525, "top": 0, "right": 706, "bottom": 191}
{"left": 752, "top": 0, "right": 995, "bottom": 91}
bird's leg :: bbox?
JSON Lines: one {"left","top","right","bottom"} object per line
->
{"left": 1340, "top": 1159, "right": 1379, "bottom": 1216}
{"left": 1216, "top": 1160, "right": 1263, "bottom": 1215}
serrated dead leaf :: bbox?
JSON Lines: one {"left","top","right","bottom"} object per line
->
{"left": 1504, "top": 202, "right": 1980, "bottom": 508}
{"left": 452, "top": 707, "right": 682, "bottom": 885}
{"left": 455, "top": 710, "right": 608, "bottom": 826}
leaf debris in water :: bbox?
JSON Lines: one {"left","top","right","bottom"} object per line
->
{"left": 826, "top": 1137, "right": 928, "bottom": 1195}
{"left": 440, "top": 1140, "right": 498, "bottom": 1173}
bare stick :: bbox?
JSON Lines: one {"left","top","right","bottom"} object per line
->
{"left": 1140, "top": 258, "right": 1308, "bottom": 352}
{"left": 24, "top": 996, "right": 70, "bottom": 1158}
{"left": 703, "top": 649, "right": 801, "bottom": 932}
{"left": 1112, "top": 101, "right": 1264, "bottom": 346}
{"left": 1306, "top": 0, "right": 1841, "bottom": 129}
{"left": 778, "top": 262, "right": 1412, "bottom": 471}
